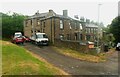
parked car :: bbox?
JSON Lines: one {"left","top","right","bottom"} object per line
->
{"left": 12, "top": 32, "right": 24, "bottom": 44}
{"left": 116, "top": 42, "right": 120, "bottom": 51}
{"left": 23, "top": 36, "right": 31, "bottom": 42}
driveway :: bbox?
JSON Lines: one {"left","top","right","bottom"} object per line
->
{"left": 23, "top": 43, "right": 118, "bottom": 75}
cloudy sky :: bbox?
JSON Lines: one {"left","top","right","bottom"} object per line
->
{"left": 1, "top": 0, "right": 119, "bottom": 26}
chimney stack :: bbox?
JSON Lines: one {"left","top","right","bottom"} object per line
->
{"left": 35, "top": 10, "right": 39, "bottom": 15}
{"left": 63, "top": 10, "right": 68, "bottom": 17}
{"left": 49, "top": 9, "right": 53, "bottom": 13}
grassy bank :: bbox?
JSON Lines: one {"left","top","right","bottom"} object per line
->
{"left": 2, "top": 40, "right": 68, "bottom": 75}
{"left": 53, "top": 47, "right": 107, "bottom": 63}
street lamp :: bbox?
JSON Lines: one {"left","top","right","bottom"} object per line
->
{"left": 98, "top": 4, "right": 102, "bottom": 25}
{"left": 97, "top": 3, "right": 102, "bottom": 53}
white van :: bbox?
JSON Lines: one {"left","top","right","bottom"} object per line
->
{"left": 30, "top": 33, "right": 49, "bottom": 46}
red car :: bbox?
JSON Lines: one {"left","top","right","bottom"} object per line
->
{"left": 11, "top": 32, "right": 24, "bottom": 44}
{"left": 12, "top": 36, "right": 24, "bottom": 44}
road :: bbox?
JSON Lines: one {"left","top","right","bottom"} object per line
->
{"left": 23, "top": 43, "right": 118, "bottom": 75}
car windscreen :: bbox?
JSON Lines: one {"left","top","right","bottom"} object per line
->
{"left": 15, "top": 34, "right": 22, "bottom": 37}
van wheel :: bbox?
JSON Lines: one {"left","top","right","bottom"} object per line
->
{"left": 35, "top": 42, "right": 38, "bottom": 45}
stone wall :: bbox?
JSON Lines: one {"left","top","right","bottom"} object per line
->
{"left": 54, "top": 39, "right": 88, "bottom": 53}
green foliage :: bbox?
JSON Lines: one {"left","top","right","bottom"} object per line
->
{"left": 103, "top": 34, "right": 115, "bottom": 43}
{"left": 109, "top": 16, "right": 120, "bottom": 44}
{"left": 2, "top": 12, "right": 26, "bottom": 38}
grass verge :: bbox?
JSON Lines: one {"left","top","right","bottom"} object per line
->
{"left": 2, "top": 40, "right": 68, "bottom": 75}
{"left": 52, "top": 46, "right": 114, "bottom": 63}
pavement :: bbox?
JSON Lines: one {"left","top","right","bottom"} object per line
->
{"left": 23, "top": 43, "right": 118, "bottom": 75}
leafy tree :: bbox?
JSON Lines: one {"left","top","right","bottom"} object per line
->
{"left": 109, "top": 16, "right": 120, "bottom": 44}
{"left": 2, "top": 12, "right": 26, "bottom": 38}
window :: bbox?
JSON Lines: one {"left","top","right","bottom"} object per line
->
{"left": 59, "top": 34, "right": 64, "bottom": 40}
{"left": 43, "top": 21, "right": 45, "bottom": 27}
{"left": 31, "top": 30, "right": 33, "bottom": 33}
{"left": 91, "top": 28, "right": 94, "bottom": 33}
{"left": 37, "top": 19, "right": 40, "bottom": 26}
{"left": 89, "top": 28, "right": 91, "bottom": 33}
{"left": 79, "top": 23, "right": 83, "bottom": 29}
{"left": 74, "top": 33, "right": 78, "bottom": 40}
{"left": 93, "top": 28, "right": 95, "bottom": 33}
{"left": 91, "top": 36, "right": 93, "bottom": 41}
{"left": 37, "top": 30, "right": 40, "bottom": 32}
{"left": 75, "top": 23, "right": 77, "bottom": 30}
{"left": 80, "top": 34, "right": 83, "bottom": 40}
{"left": 25, "top": 20, "right": 28, "bottom": 27}
{"left": 88, "top": 28, "right": 90, "bottom": 33}
{"left": 67, "top": 34, "right": 71, "bottom": 40}
{"left": 30, "top": 20, "right": 32, "bottom": 25}
{"left": 86, "top": 28, "right": 87, "bottom": 33}
{"left": 86, "top": 28, "right": 89, "bottom": 33}
{"left": 40, "top": 21, "right": 42, "bottom": 26}
{"left": 60, "top": 20, "right": 63, "bottom": 29}
{"left": 94, "top": 28, "right": 97, "bottom": 34}
{"left": 69, "top": 22, "right": 72, "bottom": 29}
{"left": 86, "top": 35, "right": 90, "bottom": 41}
{"left": 42, "top": 29, "right": 45, "bottom": 33}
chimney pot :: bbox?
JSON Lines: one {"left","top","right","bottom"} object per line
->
{"left": 63, "top": 10, "right": 68, "bottom": 17}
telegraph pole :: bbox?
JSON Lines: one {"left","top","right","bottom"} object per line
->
{"left": 97, "top": 3, "right": 102, "bottom": 53}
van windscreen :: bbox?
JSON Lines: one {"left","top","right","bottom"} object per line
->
{"left": 43, "top": 34, "right": 48, "bottom": 38}
{"left": 37, "top": 34, "right": 48, "bottom": 38}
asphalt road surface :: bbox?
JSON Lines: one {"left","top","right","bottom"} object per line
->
{"left": 23, "top": 43, "right": 118, "bottom": 75}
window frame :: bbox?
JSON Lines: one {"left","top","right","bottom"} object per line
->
{"left": 25, "top": 20, "right": 28, "bottom": 27}
{"left": 59, "top": 34, "right": 64, "bottom": 40}
{"left": 60, "top": 20, "right": 64, "bottom": 29}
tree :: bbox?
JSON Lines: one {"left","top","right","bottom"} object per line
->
{"left": 2, "top": 12, "right": 26, "bottom": 38}
{"left": 109, "top": 16, "right": 120, "bottom": 44}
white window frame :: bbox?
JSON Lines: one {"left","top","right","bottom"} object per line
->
{"left": 59, "top": 34, "right": 64, "bottom": 40}
{"left": 60, "top": 20, "right": 63, "bottom": 29}
{"left": 69, "top": 22, "right": 72, "bottom": 29}
{"left": 79, "top": 23, "right": 83, "bottom": 30}
{"left": 88, "top": 28, "right": 90, "bottom": 33}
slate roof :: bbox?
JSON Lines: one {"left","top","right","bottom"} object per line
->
{"left": 26, "top": 10, "right": 97, "bottom": 28}
{"left": 27, "top": 12, "right": 48, "bottom": 19}
{"left": 85, "top": 23, "right": 98, "bottom": 28}
{"left": 27, "top": 11, "right": 80, "bottom": 22}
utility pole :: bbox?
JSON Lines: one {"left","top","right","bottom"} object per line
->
{"left": 97, "top": 3, "right": 102, "bottom": 53}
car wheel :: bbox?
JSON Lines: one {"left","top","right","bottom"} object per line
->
{"left": 118, "top": 46, "right": 120, "bottom": 50}
{"left": 22, "top": 42, "right": 24, "bottom": 44}
{"left": 15, "top": 42, "right": 18, "bottom": 44}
